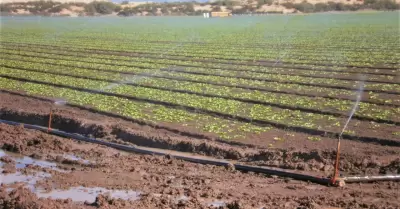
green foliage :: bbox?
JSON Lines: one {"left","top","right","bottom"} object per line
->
{"left": 1, "top": 0, "right": 399, "bottom": 16}
{"left": 370, "top": 0, "right": 399, "bottom": 10}
{"left": 0, "top": 12, "right": 399, "bottom": 141}
{"left": 314, "top": 3, "right": 329, "bottom": 12}
{"left": 114, "top": 5, "right": 122, "bottom": 13}
{"left": 212, "top": 5, "right": 222, "bottom": 11}
{"left": 257, "top": 0, "right": 274, "bottom": 7}
{"left": 282, "top": 2, "right": 295, "bottom": 9}
{"left": 294, "top": 1, "right": 315, "bottom": 13}
{"left": 48, "top": 4, "right": 68, "bottom": 13}
{"left": 0, "top": 4, "right": 12, "bottom": 12}
{"left": 85, "top": 1, "right": 116, "bottom": 15}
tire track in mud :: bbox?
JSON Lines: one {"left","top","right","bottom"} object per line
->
{"left": 2, "top": 53, "right": 399, "bottom": 95}
{"left": 2, "top": 64, "right": 399, "bottom": 125}
{"left": 1, "top": 74, "right": 400, "bottom": 147}
{"left": 1, "top": 57, "right": 398, "bottom": 107}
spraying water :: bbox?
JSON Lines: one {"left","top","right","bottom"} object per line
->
{"left": 332, "top": 75, "right": 366, "bottom": 184}
{"left": 272, "top": 15, "right": 304, "bottom": 66}
{"left": 99, "top": 75, "right": 146, "bottom": 92}
{"left": 54, "top": 99, "right": 67, "bottom": 106}
{"left": 98, "top": 31, "right": 198, "bottom": 92}
{"left": 339, "top": 76, "right": 366, "bottom": 138}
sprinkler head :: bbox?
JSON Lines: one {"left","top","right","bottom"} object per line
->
{"left": 331, "top": 178, "right": 346, "bottom": 187}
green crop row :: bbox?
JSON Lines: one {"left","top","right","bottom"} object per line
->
{"left": 2, "top": 49, "right": 399, "bottom": 93}
{"left": 2, "top": 45, "right": 397, "bottom": 80}
{"left": 2, "top": 53, "right": 398, "bottom": 106}
{"left": 0, "top": 66, "right": 344, "bottom": 130}
{"left": 2, "top": 37, "right": 398, "bottom": 68}
{"left": 0, "top": 75, "right": 272, "bottom": 140}
{"left": 1, "top": 58, "right": 399, "bottom": 122}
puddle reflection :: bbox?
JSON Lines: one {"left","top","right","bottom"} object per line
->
{"left": 36, "top": 186, "right": 140, "bottom": 202}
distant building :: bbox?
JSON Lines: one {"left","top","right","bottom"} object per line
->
{"left": 210, "top": 11, "right": 231, "bottom": 17}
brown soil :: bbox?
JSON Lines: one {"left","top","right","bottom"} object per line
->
{"left": 0, "top": 123, "right": 399, "bottom": 209}
{"left": 0, "top": 90, "right": 399, "bottom": 177}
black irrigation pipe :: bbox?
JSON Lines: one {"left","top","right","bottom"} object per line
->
{"left": 1, "top": 57, "right": 398, "bottom": 108}
{"left": 3, "top": 64, "right": 400, "bottom": 126}
{"left": 0, "top": 118, "right": 333, "bottom": 185}
{"left": 1, "top": 118, "right": 399, "bottom": 184}
{"left": 1, "top": 74, "right": 400, "bottom": 148}
{"left": 2, "top": 41, "right": 399, "bottom": 71}
{"left": 2, "top": 46, "right": 398, "bottom": 78}
{"left": 2, "top": 54, "right": 399, "bottom": 95}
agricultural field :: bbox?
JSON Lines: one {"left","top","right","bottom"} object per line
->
{"left": 0, "top": 11, "right": 400, "bottom": 208}
{"left": 0, "top": 13, "right": 399, "bottom": 150}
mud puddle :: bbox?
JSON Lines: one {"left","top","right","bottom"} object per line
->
{"left": 1, "top": 171, "right": 52, "bottom": 191}
{"left": 173, "top": 194, "right": 228, "bottom": 207}
{"left": 36, "top": 186, "right": 140, "bottom": 202}
{"left": 0, "top": 149, "right": 141, "bottom": 203}
{"left": 62, "top": 154, "right": 91, "bottom": 165}
{"left": 0, "top": 149, "right": 62, "bottom": 171}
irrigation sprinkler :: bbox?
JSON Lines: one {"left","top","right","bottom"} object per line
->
{"left": 48, "top": 99, "right": 67, "bottom": 132}
{"left": 331, "top": 78, "right": 365, "bottom": 186}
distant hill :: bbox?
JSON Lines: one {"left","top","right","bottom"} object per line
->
{"left": 1, "top": 0, "right": 399, "bottom": 16}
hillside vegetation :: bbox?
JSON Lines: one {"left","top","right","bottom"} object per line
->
{"left": 0, "top": 0, "right": 399, "bottom": 16}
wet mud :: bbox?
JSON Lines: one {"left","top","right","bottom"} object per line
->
{"left": 0, "top": 91, "right": 399, "bottom": 177}
{"left": 0, "top": 123, "right": 399, "bottom": 208}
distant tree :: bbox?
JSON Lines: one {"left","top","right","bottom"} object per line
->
{"left": 281, "top": 2, "right": 295, "bottom": 8}
{"left": 114, "top": 5, "right": 122, "bottom": 12}
{"left": 121, "top": 1, "right": 129, "bottom": 5}
{"left": 160, "top": 6, "right": 168, "bottom": 14}
{"left": 84, "top": 3, "right": 96, "bottom": 15}
{"left": 314, "top": 3, "right": 329, "bottom": 12}
{"left": 0, "top": 4, "right": 12, "bottom": 12}
{"left": 364, "top": 0, "right": 377, "bottom": 5}
{"left": 335, "top": 2, "right": 346, "bottom": 10}
{"left": 84, "top": 1, "right": 117, "bottom": 15}
{"left": 48, "top": 4, "right": 67, "bottom": 13}
{"left": 294, "top": 1, "right": 314, "bottom": 12}
{"left": 257, "top": 0, "right": 274, "bottom": 6}
{"left": 212, "top": 5, "right": 222, "bottom": 11}
{"left": 372, "top": 0, "right": 399, "bottom": 10}
{"left": 185, "top": 3, "right": 195, "bottom": 13}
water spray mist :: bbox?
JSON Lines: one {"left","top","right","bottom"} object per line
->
{"left": 332, "top": 75, "right": 366, "bottom": 185}
{"left": 48, "top": 99, "right": 68, "bottom": 132}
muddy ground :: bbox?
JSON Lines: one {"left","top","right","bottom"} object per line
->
{"left": 0, "top": 123, "right": 399, "bottom": 209}
{"left": 0, "top": 91, "right": 399, "bottom": 177}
